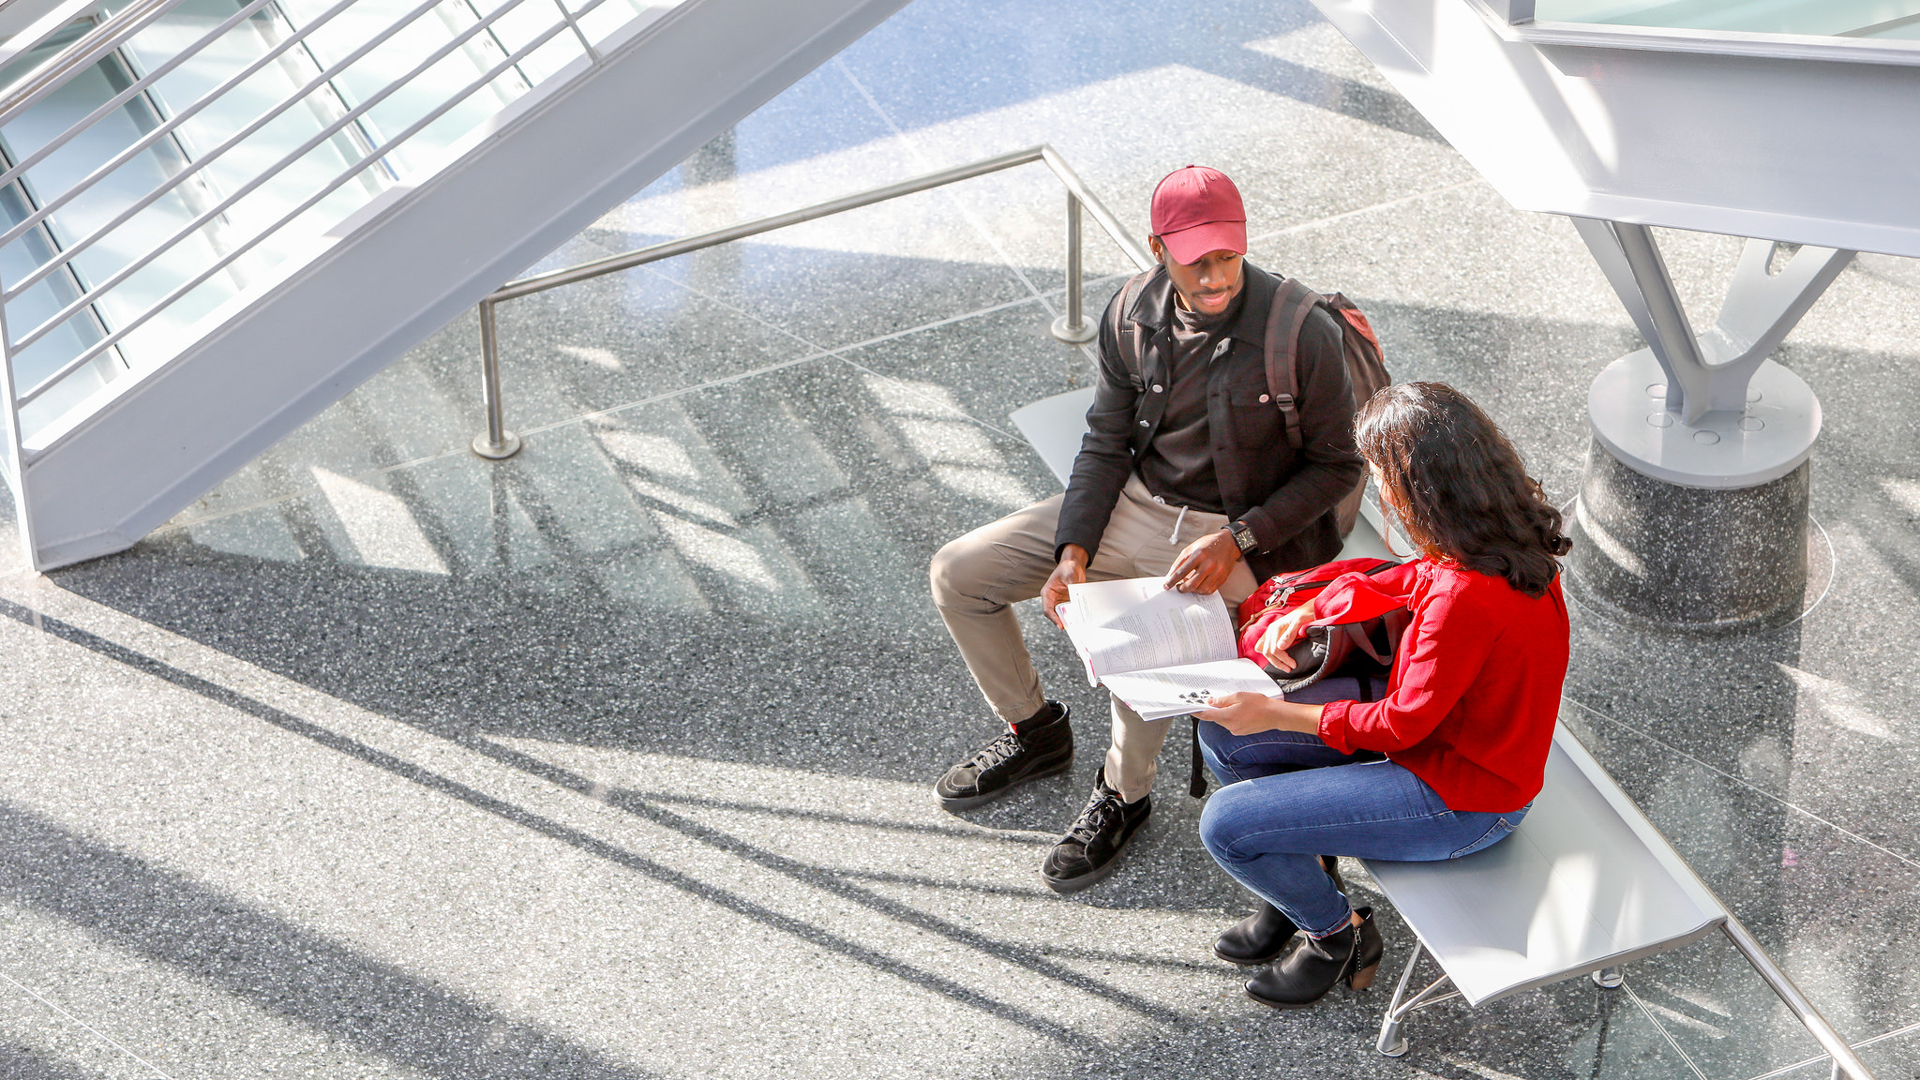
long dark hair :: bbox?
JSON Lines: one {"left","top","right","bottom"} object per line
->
{"left": 1355, "top": 382, "right": 1571, "bottom": 597}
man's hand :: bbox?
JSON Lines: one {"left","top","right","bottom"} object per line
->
{"left": 1164, "top": 527, "right": 1242, "bottom": 594}
{"left": 1042, "top": 544, "right": 1090, "bottom": 628}
{"left": 1197, "top": 692, "right": 1324, "bottom": 736}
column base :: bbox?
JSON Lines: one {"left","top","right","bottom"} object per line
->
{"left": 1565, "top": 439, "right": 1809, "bottom": 632}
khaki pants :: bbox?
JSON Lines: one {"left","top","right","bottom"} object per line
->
{"left": 929, "top": 474, "right": 1258, "bottom": 803}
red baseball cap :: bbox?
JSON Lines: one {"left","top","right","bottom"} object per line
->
{"left": 1150, "top": 165, "right": 1247, "bottom": 265}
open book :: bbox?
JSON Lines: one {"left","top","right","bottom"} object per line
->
{"left": 1057, "top": 577, "right": 1282, "bottom": 721}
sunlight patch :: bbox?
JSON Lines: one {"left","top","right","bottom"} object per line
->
{"left": 311, "top": 467, "right": 449, "bottom": 575}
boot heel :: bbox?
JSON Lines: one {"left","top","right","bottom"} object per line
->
{"left": 1347, "top": 961, "right": 1379, "bottom": 991}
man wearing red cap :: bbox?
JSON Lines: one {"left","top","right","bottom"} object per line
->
{"left": 930, "top": 165, "right": 1363, "bottom": 892}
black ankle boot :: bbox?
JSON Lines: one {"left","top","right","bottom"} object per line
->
{"left": 1244, "top": 906, "right": 1382, "bottom": 1009}
{"left": 1212, "top": 859, "right": 1343, "bottom": 966}
{"left": 1213, "top": 901, "right": 1297, "bottom": 966}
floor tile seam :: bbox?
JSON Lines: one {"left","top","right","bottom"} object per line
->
{"left": 1742, "top": 1018, "right": 1920, "bottom": 1080}
{"left": 151, "top": 291, "right": 1061, "bottom": 535}
{"left": 1247, "top": 178, "right": 1487, "bottom": 248}
{"left": 0, "top": 967, "right": 177, "bottom": 1079}
{"left": 831, "top": 57, "right": 1062, "bottom": 323}
{"left": 633, "top": 263, "right": 836, "bottom": 359}
{"left": 1621, "top": 977, "right": 1717, "bottom": 1080}
{"left": 828, "top": 354, "right": 1019, "bottom": 443}
{"left": 1561, "top": 695, "right": 1920, "bottom": 871}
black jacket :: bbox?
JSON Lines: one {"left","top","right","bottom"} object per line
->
{"left": 1054, "top": 262, "right": 1364, "bottom": 582}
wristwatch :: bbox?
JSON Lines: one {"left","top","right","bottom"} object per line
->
{"left": 1227, "top": 519, "right": 1259, "bottom": 554}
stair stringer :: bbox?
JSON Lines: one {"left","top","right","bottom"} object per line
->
{"left": 11, "top": 0, "right": 909, "bottom": 570}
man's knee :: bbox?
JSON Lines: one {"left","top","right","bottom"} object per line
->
{"left": 929, "top": 535, "right": 987, "bottom": 607}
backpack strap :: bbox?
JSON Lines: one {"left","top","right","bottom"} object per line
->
{"left": 1109, "top": 270, "right": 1154, "bottom": 381}
{"left": 1190, "top": 717, "right": 1208, "bottom": 798}
{"left": 1263, "top": 278, "right": 1325, "bottom": 451}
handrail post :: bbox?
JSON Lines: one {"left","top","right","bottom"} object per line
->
{"left": 471, "top": 297, "right": 522, "bottom": 460}
{"left": 1050, "top": 193, "right": 1096, "bottom": 344}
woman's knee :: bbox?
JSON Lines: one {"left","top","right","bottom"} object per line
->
{"left": 1198, "top": 786, "right": 1255, "bottom": 863}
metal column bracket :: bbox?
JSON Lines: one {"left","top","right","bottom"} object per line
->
{"left": 1572, "top": 218, "right": 1853, "bottom": 488}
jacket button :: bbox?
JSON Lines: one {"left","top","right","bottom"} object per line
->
{"left": 1152, "top": 384, "right": 1163, "bottom": 393}
{"left": 1139, "top": 420, "right": 1150, "bottom": 427}
{"left": 1259, "top": 394, "right": 1271, "bottom": 403}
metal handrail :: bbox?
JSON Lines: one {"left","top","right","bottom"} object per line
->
{"left": 15, "top": 0, "right": 615, "bottom": 407}
{"left": 469, "top": 143, "right": 1154, "bottom": 458}
{"left": 1720, "top": 915, "right": 1877, "bottom": 1080}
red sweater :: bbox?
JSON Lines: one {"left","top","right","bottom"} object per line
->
{"left": 1314, "top": 559, "right": 1569, "bottom": 812}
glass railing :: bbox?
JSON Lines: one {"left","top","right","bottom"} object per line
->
{"left": 0, "top": 0, "right": 679, "bottom": 451}
{"left": 1532, "top": 1, "right": 1920, "bottom": 39}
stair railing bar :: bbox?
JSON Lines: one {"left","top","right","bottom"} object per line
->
{"left": 0, "top": 0, "right": 127, "bottom": 72}
{"left": 0, "top": 0, "right": 277, "bottom": 196}
{"left": 469, "top": 143, "right": 1153, "bottom": 457}
{"left": 546, "top": 0, "right": 603, "bottom": 63}
{"left": 456, "top": 0, "right": 550, "bottom": 102}
{"left": 4, "top": 0, "right": 577, "bottom": 355}
{"left": 0, "top": 0, "right": 186, "bottom": 124}
{"left": 14, "top": 0, "right": 610, "bottom": 409}
{"left": 262, "top": 0, "right": 403, "bottom": 184}
{"left": 0, "top": 0, "right": 363, "bottom": 238}
{"left": 0, "top": 0, "right": 473, "bottom": 301}
{"left": 0, "top": 140, "right": 131, "bottom": 383}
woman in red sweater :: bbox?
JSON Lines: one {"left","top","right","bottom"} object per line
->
{"left": 1195, "top": 381, "right": 1571, "bottom": 1009}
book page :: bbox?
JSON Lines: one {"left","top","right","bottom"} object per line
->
{"left": 1060, "top": 577, "right": 1237, "bottom": 678}
{"left": 1100, "top": 658, "right": 1282, "bottom": 722}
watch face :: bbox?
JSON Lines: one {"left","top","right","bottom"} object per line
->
{"left": 1233, "top": 523, "right": 1257, "bottom": 552}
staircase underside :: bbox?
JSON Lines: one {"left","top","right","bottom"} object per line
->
{"left": 9, "top": 0, "right": 908, "bottom": 570}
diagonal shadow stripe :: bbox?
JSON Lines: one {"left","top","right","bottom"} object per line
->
{"left": 0, "top": 1038, "right": 111, "bottom": 1080}
{"left": 0, "top": 803, "right": 658, "bottom": 1080}
{"left": 462, "top": 735, "right": 1193, "bottom": 1026}
{"left": 0, "top": 597, "right": 1128, "bottom": 1051}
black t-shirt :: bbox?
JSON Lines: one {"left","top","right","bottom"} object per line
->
{"left": 1135, "top": 288, "right": 1245, "bottom": 513}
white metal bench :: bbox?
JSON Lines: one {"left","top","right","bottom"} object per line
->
{"left": 1359, "top": 725, "right": 1723, "bottom": 1055}
{"left": 1009, "top": 386, "right": 1876, "bottom": 1078}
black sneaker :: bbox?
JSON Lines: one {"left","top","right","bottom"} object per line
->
{"left": 1041, "top": 768, "right": 1150, "bottom": 894}
{"left": 935, "top": 702, "right": 1072, "bottom": 811}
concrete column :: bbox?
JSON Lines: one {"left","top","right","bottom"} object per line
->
{"left": 1564, "top": 222, "right": 1850, "bottom": 630}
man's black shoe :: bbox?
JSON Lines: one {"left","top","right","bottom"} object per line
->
{"left": 935, "top": 702, "right": 1072, "bottom": 810}
{"left": 1041, "top": 768, "right": 1150, "bottom": 894}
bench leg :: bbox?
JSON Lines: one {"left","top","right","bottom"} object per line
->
{"left": 1593, "top": 966, "right": 1624, "bottom": 989}
{"left": 1377, "top": 940, "right": 1461, "bottom": 1058}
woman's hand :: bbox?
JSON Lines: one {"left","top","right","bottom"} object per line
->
{"left": 1255, "top": 603, "right": 1319, "bottom": 671}
{"left": 1197, "top": 693, "right": 1324, "bottom": 736}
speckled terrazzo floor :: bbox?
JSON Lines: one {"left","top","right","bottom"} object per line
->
{"left": 3, "top": 2, "right": 1919, "bottom": 1078}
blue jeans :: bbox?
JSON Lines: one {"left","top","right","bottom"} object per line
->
{"left": 1197, "top": 722, "right": 1530, "bottom": 939}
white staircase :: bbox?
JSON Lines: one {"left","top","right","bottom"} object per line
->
{"left": 0, "top": 0, "right": 908, "bottom": 569}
